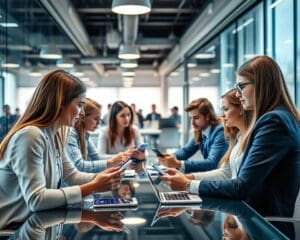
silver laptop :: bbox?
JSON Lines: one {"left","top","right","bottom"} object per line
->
{"left": 146, "top": 168, "right": 202, "bottom": 205}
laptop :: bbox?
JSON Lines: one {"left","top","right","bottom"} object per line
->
{"left": 146, "top": 168, "right": 202, "bottom": 205}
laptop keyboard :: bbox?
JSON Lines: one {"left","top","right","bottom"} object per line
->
{"left": 163, "top": 192, "right": 190, "bottom": 200}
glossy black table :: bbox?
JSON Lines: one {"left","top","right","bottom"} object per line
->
{"left": 0, "top": 163, "right": 292, "bottom": 240}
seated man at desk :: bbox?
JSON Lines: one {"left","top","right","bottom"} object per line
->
{"left": 158, "top": 98, "right": 228, "bottom": 173}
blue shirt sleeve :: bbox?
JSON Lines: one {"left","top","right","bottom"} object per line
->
{"left": 184, "top": 126, "right": 228, "bottom": 173}
{"left": 174, "top": 138, "right": 200, "bottom": 160}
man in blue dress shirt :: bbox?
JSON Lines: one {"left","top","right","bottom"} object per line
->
{"left": 159, "top": 98, "right": 228, "bottom": 173}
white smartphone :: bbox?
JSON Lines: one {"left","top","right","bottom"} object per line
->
{"left": 93, "top": 197, "right": 138, "bottom": 208}
{"left": 119, "top": 159, "right": 133, "bottom": 171}
{"left": 151, "top": 164, "right": 168, "bottom": 176}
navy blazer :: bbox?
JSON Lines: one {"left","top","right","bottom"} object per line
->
{"left": 198, "top": 106, "right": 300, "bottom": 217}
{"left": 174, "top": 124, "right": 228, "bottom": 173}
{"left": 145, "top": 112, "right": 161, "bottom": 121}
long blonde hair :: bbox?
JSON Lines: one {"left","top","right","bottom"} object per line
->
{"left": 237, "top": 56, "right": 300, "bottom": 151}
{"left": 0, "top": 69, "right": 86, "bottom": 159}
{"left": 218, "top": 89, "right": 253, "bottom": 167}
{"left": 74, "top": 98, "right": 101, "bottom": 158}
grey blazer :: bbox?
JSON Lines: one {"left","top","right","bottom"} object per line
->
{"left": 0, "top": 126, "right": 95, "bottom": 227}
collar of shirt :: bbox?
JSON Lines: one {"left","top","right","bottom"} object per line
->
{"left": 202, "top": 125, "right": 211, "bottom": 138}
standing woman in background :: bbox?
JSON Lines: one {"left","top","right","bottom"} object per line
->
{"left": 0, "top": 70, "right": 122, "bottom": 226}
{"left": 66, "top": 98, "right": 132, "bottom": 173}
{"left": 98, "top": 101, "right": 144, "bottom": 159}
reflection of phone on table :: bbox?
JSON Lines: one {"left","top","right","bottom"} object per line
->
{"left": 152, "top": 148, "right": 164, "bottom": 157}
{"left": 136, "top": 143, "right": 149, "bottom": 151}
{"left": 119, "top": 159, "right": 133, "bottom": 171}
{"left": 93, "top": 197, "right": 138, "bottom": 208}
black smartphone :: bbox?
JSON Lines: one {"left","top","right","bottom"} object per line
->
{"left": 152, "top": 148, "right": 164, "bottom": 157}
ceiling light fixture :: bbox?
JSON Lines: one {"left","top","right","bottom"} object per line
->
{"left": 122, "top": 71, "right": 136, "bottom": 77}
{"left": 112, "top": 0, "right": 151, "bottom": 15}
{"left": 1, "top": 57, "right": 20, "bottom": 68}
{"left": 120, "top": 60, "right": 138, "bottom": 68}
{"left": 56, "top": 58, "right": 74, "bottom": 68}
{"left": 118, "top": 44, "right": 140, "bottom": 60}
{"left": 40, "top": 45, "right": 62, "bottom": 59}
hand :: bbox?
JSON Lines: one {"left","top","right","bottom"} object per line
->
{"left": 107, "top": 151, "right": 131, "bottom": 167}
{"left": 158, "top": 207, "right": 189, "bottom": 219}
{"left": 81, "top": 210, "right": 124, "bottom": 232}
{"left": 158, "top": 153, "right": 181, "bottom": 168}
{"left": 222, "top": 227, "right": 243, "bottom": 240}
{"left": 92, "top": 167, "right": 123, "bottom": 192}
{"left": 185, "top": 174, "right": 195, "bottom": 180}
{"left": 131, "top": 147, "right": 146, "bottom": 161}
{"left": 159, "top": 168, "right": 191, "bottom": 191}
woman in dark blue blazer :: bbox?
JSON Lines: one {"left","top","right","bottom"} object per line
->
{"left": 161, "top": 56, "right": 300, "bottom": 217}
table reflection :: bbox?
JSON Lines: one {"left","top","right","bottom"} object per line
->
{"left": 0, "top": 161, "right": 292, "bottom": 240}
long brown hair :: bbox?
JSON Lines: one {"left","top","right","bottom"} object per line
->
{"left": 0, "top": 69, "right": 86, "bottom": 159}
{"left": 185, "top": 98, "right": 220, "bottom": 144}
{"left": 237, "top": 56, "right": 300, "bottom": 150}
{"left": 108, "top": 101, "right": 135, "bottom": 148}
{"left": 218, "top": 89, "right": 252, "bottom": 167}
{"left": 74, "top": 98, "right": 101, "bottom": 159}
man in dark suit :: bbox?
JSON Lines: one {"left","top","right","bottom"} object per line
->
{"left": 0, "top": 104, "right": 18, "bottom": 142}
{"left": 145, "top": 104, "right": 161, "bottom": 122}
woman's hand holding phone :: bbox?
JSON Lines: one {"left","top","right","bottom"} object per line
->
{"left": 92, "top": 167, "right": 123, "bottom": 192}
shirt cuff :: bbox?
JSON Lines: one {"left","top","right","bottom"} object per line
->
{"left": 98, "top": 160, "right": 107, "bottom": 171}
{"left": 179, "top": 161, "right": 185, "bottom": 172}
{"left": 190, "top": 180, "right": 201, "bottom": 194}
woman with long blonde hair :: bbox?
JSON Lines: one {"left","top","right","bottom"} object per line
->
{"left": 186, "top": 89, "right": 252, "bottom": 181}
{"left": 0, "top": 70, "right": 122, "bottom": 226}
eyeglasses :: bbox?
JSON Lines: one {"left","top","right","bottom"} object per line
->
{"left": 235, "top": 81, "right": 252, "bottom": 94}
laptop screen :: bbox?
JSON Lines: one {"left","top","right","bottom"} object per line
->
{"left": 145, "top": 168, "right": 162, "bottom": 201}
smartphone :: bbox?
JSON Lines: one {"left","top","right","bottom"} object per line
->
{"left": 136, "top": 143, "right": 149, "bottom": 151}
{"left": 119, "top": 159, "right": 133, "bottom": 171}
{"left": 93, "top": 197, "right": 138, "bottom": 208}
{"left": 152, "top": 148, "right": 164, "bottom": 157}
{"left": 151, "top": 164, "right": 168, "bottom": 176}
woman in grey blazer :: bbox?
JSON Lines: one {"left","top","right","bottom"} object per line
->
{"left": 0, "top": 70, "right": 123, "bottom": 227}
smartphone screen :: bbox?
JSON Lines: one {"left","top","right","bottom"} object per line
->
{"left": 94, "top": 198, "right": 122, "bottom": 205}
{"left": 136, "top": 143, "right": 148, "bottom": 151}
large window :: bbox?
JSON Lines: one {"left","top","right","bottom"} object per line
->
{"left": 220, "top": 24, "right": 236, "bottom": 93}
{"left": 267, "top": 0, "right": 295, "bottom": 100}
{"left": 237, "top": 3, "right": 264, "bottom": 66}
